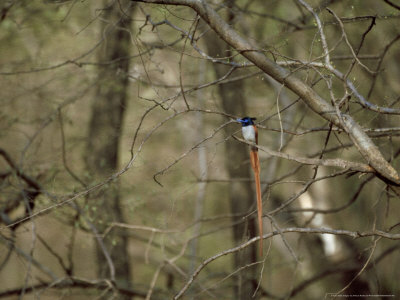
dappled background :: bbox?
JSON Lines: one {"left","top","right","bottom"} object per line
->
{"left": 1, "top": 0, "right": 400, "bottom": 299}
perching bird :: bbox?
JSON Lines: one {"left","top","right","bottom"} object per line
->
{"left": 237, "top": 117, "right": 263, "bottom": 255}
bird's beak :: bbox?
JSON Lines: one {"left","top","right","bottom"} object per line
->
{"left": 236, "top": 118, "right": 242, "bottom": 123}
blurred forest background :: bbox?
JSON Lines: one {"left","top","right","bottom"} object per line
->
{"left": 1, "top": 0, "right": 400, "bottom": 299}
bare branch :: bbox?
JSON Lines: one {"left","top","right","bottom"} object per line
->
{"left": 233, "top": 136, "right": 374, "bottom": 174}
{"left": 131, "top": 0, "right": 400, "bottom": 184}
{"left": 174, "top": 227, "right": 400, "bottom": 299}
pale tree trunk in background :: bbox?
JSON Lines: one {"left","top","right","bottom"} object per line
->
{"left": 189, "top": 59, "right": 207, "bottom": 269}
{"left": 85, "top": 1, "right": 135, "bottom": 296}
{"left": 188, "top": 60, "right": 208, "bottom": 300}
{"left": 205, "top": 5, "right": 258, "bottom": 297}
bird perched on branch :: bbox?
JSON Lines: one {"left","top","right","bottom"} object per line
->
{"left": 236, "top": 117, "right": 263, "bottom": 255}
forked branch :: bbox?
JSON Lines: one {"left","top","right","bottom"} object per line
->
{"left": 131, "top": 0, "right": 400, "bottom": 185}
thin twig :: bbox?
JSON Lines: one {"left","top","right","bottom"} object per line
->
{"left": 174, "top": 227, "right": 400, "bottom": 299}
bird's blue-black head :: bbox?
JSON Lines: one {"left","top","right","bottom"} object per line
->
{"left": 237, "top": 117, "right": 256, "bottom": 127}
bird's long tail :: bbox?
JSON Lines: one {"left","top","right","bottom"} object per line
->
{"left": 250, "top": 147, "right": 263, "bottom": 255}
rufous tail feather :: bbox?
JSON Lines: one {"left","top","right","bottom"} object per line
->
{"left": 250, "top": 148, "right": 263, "bottom": 255}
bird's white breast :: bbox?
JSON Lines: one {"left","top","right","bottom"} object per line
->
{"left": 242, "top": 125, "right": 256, "bottom": 142}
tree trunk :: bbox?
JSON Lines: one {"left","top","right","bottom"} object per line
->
{"left": 205, "top": 16, "right": 258, "bottom": 300}
{"left": 85, "top": 1, "right": 135, "bottom": 297}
